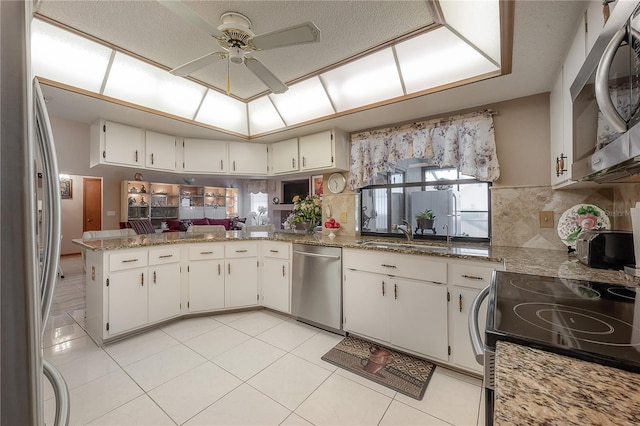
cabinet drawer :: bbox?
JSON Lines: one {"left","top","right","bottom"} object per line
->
{"left": 148, "top": 247, "right": 181, "bottom": 265}
{"left": 344, "top": 249, "right": 447, "bottom": 283}
{"left": 225, "top": 242, "right": 258, "bottom": 258}
{"left": 109, "top": 250, "right": 148, "bottom": 272}
{"left": 188, "top": 244, "right": 224, "bottom": 260}
{"left": 448, "top": 262, "right": 499, "bottom": 289}
{"left": 262, "top": 242, "right": 290, "bottom": 260}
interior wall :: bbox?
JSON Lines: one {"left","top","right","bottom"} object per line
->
{"left": 60, "top": 175, "right": 85, "bottom": 254}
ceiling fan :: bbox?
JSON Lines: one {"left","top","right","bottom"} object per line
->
{"left": 158, "top": 0, "right": 321, "bottom": 95}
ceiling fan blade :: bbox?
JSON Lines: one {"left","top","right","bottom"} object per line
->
{"left": 244, "top": 57, "right": 288, "bottom": 94}
{"left": 157, "top": 0, "right": 224, "bottom": 38}
{"left": 170, "top": 51, "right": 226, "bottom": 76}
{"left": 251, "top": 22, "right": 320, "bottom": 51}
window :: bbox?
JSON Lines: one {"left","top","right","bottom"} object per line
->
{"left": 249, "top": 192, "right": 269, "bottom": 225}
{"left": 360, "top": 160, "right": 490, "bottom": 242}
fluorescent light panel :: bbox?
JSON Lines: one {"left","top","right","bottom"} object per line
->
{"left": 104, "top": 52, "right": 205, "bottom": 119}
{"left": 248, "top": 97, "right": 285, "bottom": 135}
{"left": 395, "top": 27, "right": 499, "bottom": 94}
{"left": 321, "top": 48, "right": 404, "bottom": 112}
{"left": 439, "top": 0, "right": 501, "bottom": 65}
{"left": 195, "top": 89, "right": 248, "bottom": 135}
{"left": 31, "top": 19, "right": 112, "bottom": 93}
{"left": 269, "top": 77, "right": 335, "bottom": 125}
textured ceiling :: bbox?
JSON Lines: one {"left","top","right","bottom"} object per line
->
{"left": 36, "top": 0, "right": 435, "bottom": 99}
{"left": 37, "top": 0, "right": 588, "bottom": 143}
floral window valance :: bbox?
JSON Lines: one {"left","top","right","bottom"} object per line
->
{"left": 349, "top": 110, "right": 500, "bottom": 189}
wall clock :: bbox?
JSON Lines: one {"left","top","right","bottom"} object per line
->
{"left": 327, "top": 173, "right": 346, "bottom": 194}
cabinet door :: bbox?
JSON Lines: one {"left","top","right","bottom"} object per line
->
{"left": 225, "top": 258, "right": 258, "bottom": 308}
{"left": 188, "top": 260, "right": 225, "bottom": 312}
{"left": 390, "top": 278, "right": 448, "bottom": 361}
{"left": 299, "top": 130, "right": 333, "bottom": 171}
{"left": 270, "top": 138, "right": 299, "bottom": 174}
{"left": 145, "top": 131, "right": 176, "bottom": 171}
{"left": 183, "top": 139, "right": 228, "bottom": 173}
{"left": 229, "top": 142, "right": 268, "bottom": 175}
{"left": 262, "top": 258, "right": 290, "bottom": 313}
{"left": 104, "top": 121, "right": 145, "bottom": 167}
{"left": 550, "top": 71, "right": 567, "bottom": 186}
{"left": 343, "top": 270, "right": 390, "bottom": 343}
{"left": 450, "top": 286, "right": 487, "bottom": 374}
{"left": 108, "top": 268, "right": 147, "bottom": 335}
{"left": 148, "top": 263, "right": 181, "bottom": 323}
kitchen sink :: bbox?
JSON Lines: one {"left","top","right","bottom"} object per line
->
{"left": 356, "top": 241, "right": 450, "bottom": 252}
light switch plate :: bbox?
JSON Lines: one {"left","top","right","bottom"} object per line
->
{"left": 107, "top": 211, "right": 116, "bottom": 217}
{"left": 340, "top": 212, "right": 347, "bottom": 223}
{"left": 539, "top": 211, "right": 554, "bottom": 228}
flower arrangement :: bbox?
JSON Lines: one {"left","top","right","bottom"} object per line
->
{"left": 283, "top": 194, "right": 322, "bottom": 232}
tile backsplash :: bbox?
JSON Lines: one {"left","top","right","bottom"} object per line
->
{"left": 491, "top": 185, "right": 640, "bottom": 250}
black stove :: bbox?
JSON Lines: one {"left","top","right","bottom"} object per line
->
{"left": 486, "top": 271, "right": 640, "bottom": 373}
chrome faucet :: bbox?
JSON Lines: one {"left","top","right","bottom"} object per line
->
{"left": 443, "top": 224, "right": 451, "bottom": 247}
{"left": 400, "top": 220, "right": 413, "bottom": 242}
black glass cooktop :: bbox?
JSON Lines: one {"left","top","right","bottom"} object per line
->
{"left": 486, "top": 271, "right": 640, "bottom": 372}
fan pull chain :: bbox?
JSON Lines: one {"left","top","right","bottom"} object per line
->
{"left": 226, "top": 54, "right": 231, "bottom": 95}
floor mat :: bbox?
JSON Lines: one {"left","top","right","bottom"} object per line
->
{"left": 321, "top": 335, "right": 435, "bottom": 400}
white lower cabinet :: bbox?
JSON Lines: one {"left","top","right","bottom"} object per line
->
{"left": 449, "top": 286, "right": 487, "bottom": 373}
{"left": 343, "top": 270, "right": 391, "bottom": 342}
{"left": 148, "top": 247, "right": 182, "bottom": 323}
{"left": 261, "top": 241, "right": 291, "bottom": 314}
{"left": 390, "top": 277, "right": 449, "bottom": 361}
{"left": 225, "top": 242, "right": 259, "bottom": 308}
{"left": 187, "top": 244, "right": 225, "bottom": 312}
{"left": 107, "top": 268, "right": 148, "bottom": 336}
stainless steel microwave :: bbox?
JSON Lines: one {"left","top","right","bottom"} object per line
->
{"left": 571, "top": 1, "right": 640, "bottom": 183}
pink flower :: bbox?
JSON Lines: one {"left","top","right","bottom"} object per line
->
{"left": 578, "top": 213, "right": 599, "bottom": 230}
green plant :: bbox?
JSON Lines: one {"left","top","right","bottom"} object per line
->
{"left": 415, "top": 209, "right": 435, "bottom": 220}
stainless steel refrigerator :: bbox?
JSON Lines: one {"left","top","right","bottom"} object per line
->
{"left": 1, "top": 1, "right": 70, "bottom": 424}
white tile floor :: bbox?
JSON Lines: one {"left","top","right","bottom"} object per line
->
{"left": 44, "top": 256, "right": 485, "bottom": 425}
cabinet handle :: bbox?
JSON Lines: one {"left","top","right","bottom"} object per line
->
{"left": 159, "top": 254, "right": 173, "bottom": 259}
{"left": 141, "top": 273, "right": 144, "bottom": 286}
{"left": 292, "top": 158, "right": 296, "bottom": 168}
{"left": 153, "top": 271, "right": 157, "bottom": 284}
{"left": 282, "top": 265, "right": 286, "bottom": 277}
{"left": 394, "top": 284, "right": 398, "bottom": 300}
{"left": 302, "top": 157, "right": 306, "bottom": 167}
{"left": 235, "top": 249, "right": 248, "bottom": 253}
{"left": 228, "top": 263, "right": 231, "bottom": 275}
{"left": 270, "top": 249, "right": 279, "bottom": 253}
{"left": 220, "top": 160, "right": 223, "bottom": 170}
{"left": 555, "top": 153, "right": 566, "bottom": 177}
{"left": 151, "top": 152, "right": 154, "bottom": 165}
{"left": 91, "top": 266, "right": 95, "bottom": 281}
{"left": 135, "top": 150, "right": 138, "bottom": 163}
{"left": 200, "top": 251, "right": 213, "bottom": 255}
{"left": 233, "top": 160, "right": 236, "bottom": 171}
{"left": 121, "top": 258, "right": 139, "bottom": 263}
{"left": 459, "top": 294, "right": 463, "bottom": 312}
{"left": 218, "top": 263, "right": 221, "bottom": 275}
{"left": 382, "top": 281, "right": 385, "bottom": 296}
{"left": 461, "top": 274, "right": 484, "bottom": 281}
{"left": 380, "top": 264, "right": 396, "bottom": 269}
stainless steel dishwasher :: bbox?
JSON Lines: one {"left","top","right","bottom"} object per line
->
{"left": 291, "top": 244, "right": 343, "bottom": 334}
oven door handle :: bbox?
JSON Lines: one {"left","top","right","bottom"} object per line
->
{"left": 469, "top": 285, "right": 490, "bottom": 365}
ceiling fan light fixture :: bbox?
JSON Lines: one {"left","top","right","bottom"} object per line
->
{"left": 229, "top": 46, "right": 244, "bottom": 64}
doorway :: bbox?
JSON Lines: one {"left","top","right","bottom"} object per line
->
{"left": 83, "top": 177, "right": 102, "bottom": 232}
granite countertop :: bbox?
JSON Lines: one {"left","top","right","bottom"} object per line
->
{"left": 72, "top": 232, "right": 640, "bottom": 286}
{"left": 494, "top": 341, "right": 640, "bottom": 425}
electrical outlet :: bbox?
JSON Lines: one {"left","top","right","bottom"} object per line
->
{"left": 539, "top": 211, "right": 554, "bottom": 228}
{"left": 340, "top": 212, "right": 347, "bottom": 223}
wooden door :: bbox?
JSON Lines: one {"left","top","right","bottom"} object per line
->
{"left": 83, "top": 177, "right": 102, "bottom": 232}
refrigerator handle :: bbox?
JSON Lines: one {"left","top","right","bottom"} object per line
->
{"left": 34, "top": 78, "right": 62, "bottom": 330}
{"left": 469, "top": 285, "right": 490, "bottom": 365}
{"left": 43, "top": 360, "right": 70, "bottom": 426}
{"left": 595, "top": 26, "right": 627, "bottom": 133}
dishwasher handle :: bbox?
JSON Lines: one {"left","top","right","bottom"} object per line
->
{"left": 469, "top": 285, "right": 490, "bottom": 365}
{"left": 293, "top": 250, "right": 341, "bottom": 260}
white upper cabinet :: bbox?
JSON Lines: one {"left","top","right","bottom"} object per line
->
{"left": 90, "top": 119, "right": 144, "bottom": 168}
{"left": 229, "top": 142, "right": 268, "bottom": 175}
{"left": 183, "top": 138, "right": 228, "bottom": 174}
{"left": 145, "top": 131, "right": 176, "bottom": 171}
{"left": 298, "top": 128, "right": 349, "bottom": 172}
{"left": 270, "top": 138, "right": 299, "bottom": 174}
